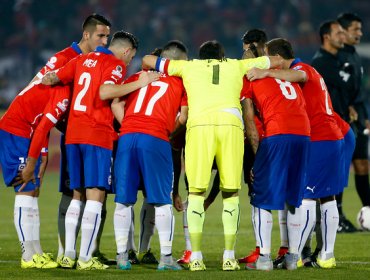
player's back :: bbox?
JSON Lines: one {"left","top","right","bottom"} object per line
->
{"left": 120, "top": 72, "right": 185, "bottom": 141}
{"left": 248, "top": 77, "right": 310, "bottom": 137}
{"left": 0, "top": 82, "right": 69, "bottom": 138}
{"left": 168, "top": 57, "right": 269, "bottom": 120}
{"left": 293, "top": 62, "right": 342, "bottom": 141}
{"left": 63, "top": 51, "right": 126, "bottom": 150}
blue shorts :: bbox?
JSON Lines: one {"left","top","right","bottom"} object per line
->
{"left": 66, "top": 144, "right": 112, "bottom": 190}
{"left": 305, "top": 139, "right": 344, "bottom": 198}
{"left": 58, "top": 134, "right": 72, "bottom": 194}
{"left": 114, "top": 133, "right": 173, "bottom": 205}
{"left": 343, "top": 129, "right": 355, "bottom": 188}
{"left": 251, "top": 134, "right": 309, "bottom": 210}
{"left": 0, "top": 129, "right": 40, "bottom": 192}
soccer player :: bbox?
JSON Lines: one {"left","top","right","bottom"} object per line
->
{"left": 143, "top": 40, "right": 282, "bottom": 271}
{"left": 0, "top": 81, "right": 71, "bottom": 269}
{"left": 248, "top": 38, "right": 345, "bottom": 269}
{"left": 20, "top": 13, "right": 113, "bottom": 266}
{"left": 243, "top": 42, "right": 310, "bottom": 271}
{"left": 42, "top": 31, "right": 159, "bottom": 270}
{"left": 112, "top": 40, "right": 188, "bottom": 271}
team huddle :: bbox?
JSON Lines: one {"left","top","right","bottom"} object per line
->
{"left": 0, "top": 11, "right": 368, "bottom": 272}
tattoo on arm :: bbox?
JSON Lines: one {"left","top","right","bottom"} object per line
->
{"left": 42, "top": 72, "right": 60, "bottom": 85}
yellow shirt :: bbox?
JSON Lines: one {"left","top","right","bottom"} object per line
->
{"left": 166, "top": 57, "right": 270, "bottom": 121}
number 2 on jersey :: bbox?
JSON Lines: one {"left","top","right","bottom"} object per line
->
{"left": 73, "top": 72, "right": 91, "bottom": 112}
{"left": 134, "top": 81, "right": 168, "bottom": 115}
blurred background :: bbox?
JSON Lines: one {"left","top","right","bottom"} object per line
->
{"left": 0, "top": 0, "right": 370, "bottom": 170}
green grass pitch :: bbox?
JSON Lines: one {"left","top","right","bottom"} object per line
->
{"left": 0, "top": 171, "right": 369, "bottom": 279}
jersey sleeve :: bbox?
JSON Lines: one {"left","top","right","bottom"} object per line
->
{"left": 28, "top": 86, "right": 71, "bottom": 158}
{"left": 240, "top": 56, "right": 270, "bottom": 74}
{"left": 36, "top": 54, "right": 68, "bottom": 79}
{"left": 101, "top": 60, "right": 126, "bottom": 85}
{"left": 181, "top": 90, "right": 188, "bottom": 106}
{"left": 292, "top": 63, "right": 310, "bottom": 82}
{"left": 155, "top": 57, "right": 186, "bottom": 77}
{"left": 56, "top": 57, "right": 78, "bottom": 85}
{"left": 242, "top": 78, "right": 253, "bottom": 99}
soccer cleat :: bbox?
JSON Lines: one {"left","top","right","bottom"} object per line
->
{"left": 56, "top": 255, "right": 64, "bottom": 266}
{"left": 33, "top": 253, "right": 59, "bottom": 269}
{"left": 272, "top": 247, "right": 288, "bottom": 268}
{"left": 317, "top": 256, "right": 336, "bottom": 269}
{"left": 21, "top": 258, "right": 36, "bottom": 269}
{"left": 92, "top": 251, "right": 110, "bottom": 265}
{"left": 138, "top": 249, "right": 158, "bottom": 264}
{"left": 246, "top": 254, "right": 273, "bottom": 271}
{"left": 77, "top": 257, "right": 109, "bottom": 270}
{"left": 177, "top": 250, "right": 192, "bottom": 264}
{"left": 297, "top": 258, "right": 303, "bottom": 268}
{"left": 222, "top": 258, "right": 240, "bottom": 271}
{"left": 281, "top": 253, "right": 299, "bottom": 270}
{"left": 303, "top": 248, "right": 320, "bottom": 268}
{"left": 189, "top": 259, "right": 206, "bottom": 271}
{"left": 238, "top": 247, "right": 260, "bottom": 264}
{"left": 128, "top": 249, "right": 140, "bottom": 264}
{"left": 157, "top": 255, "right": 183, "bottom": 271}
{"left": 59, "top": 256, "right": 76, "bottom": 268}
{"left": 117, "top": 252, "right": 131, "bottom": 270}
{"left": 337, "top": 215, "right": 357, "bottom": 233}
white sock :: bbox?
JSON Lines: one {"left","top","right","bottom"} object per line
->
{"left": 155, "top": 204, "right": 174, "bottom": 256}
{"left": 127, "top": 207, "right": 136, "bottom": 252}
{"left": 32, "top": 197, "right": 43, "bottom": 254}
{"left": 251, "top": 206, "right": 260, "bottom": 247}
{"left": 223, "top": 249, "right": 235, "bottom": 260}
{"left": 254, "top": 207, "right": 273, "bottom": 255}
{"left": 14, "top": 195, "right": 35, "bottom": 261}
{"left": 114, "top": 203, "right": 132, "bottom": 254}
{"left": 139, "top": 199, "right": 155, "bottom": 253}
{"left": 57, "top": 194, "right": 72, "bottom": 257}
{"left": 78, "top": 200, "right": 102, "bottom": 262}
{"left": 320, "top": 200, "right": 339, "bottom": 260}
{"left": 65, "top": 199, "right": 82, "bottom": 259}
{"left": 278, "top": 208, "right": 288, "bottom": 248}
{"left": 93, "top": 199, "right": 107, "bottom": 254}
{"left": 182, "top": 200, "right": 192, "bottom": 251}
{"left": 298, "top": 200, "right": 316, "bottom": 254}
{"left": 287, "top": 207, "right": 302, "bottom": 254}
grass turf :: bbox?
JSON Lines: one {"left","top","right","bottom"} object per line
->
{"left": 0, "top": 171, "right": 369, "bottom": 279}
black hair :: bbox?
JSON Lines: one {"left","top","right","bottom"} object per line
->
{"left": 199, "top": 40, "right": 225, "bottom": 60}
{"left": 242, "top": 29, "right": 267, "bottom": 44}
{"left": 151, "top": 48, "right": 163, "bottom": 56}
{"left": 266, "top": 38, "right": 294, "bottom": 59}
{"left": 337, "top": 12, "right": 362, "bottom": 29}
{"left": 111, "top": 31, "right": 139, "bottom": 49}
{"left": 82, "top": 13, "right": 111, "bottom": 31}
{"left": 163, "top": 40, "right": 188, "bottom": 54}
{"left": 319, "top": 20, "right": 339, "bottom": 44}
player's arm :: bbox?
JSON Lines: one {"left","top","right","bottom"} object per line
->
{"left": 142, "top": 55, "right": 159, "bottom": 70}
{"left": 241, "top": 98, "right": 259, "bottom": 154}
{"left": 42, "top": 72, "right": 60, "bottom": 85}
{"left": 247, "top": 68, "right": 307, "bottom": 83}
{"left": 99, "top": 71, "right": 160, "bottom": 100}
{"left": 111, "top": 98, "right": 125, "bottom": 123}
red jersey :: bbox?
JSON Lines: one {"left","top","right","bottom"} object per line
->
{"left": 245, "top": 77, "right": 310, "bottom": 138}
{"left": 36, "top": 42, "right": 82, "bottom": 79}
{"left": 0, "top": 82, "right": 70, "bottom": 141}
{"left": 291, "top": 60, "right": 343, "bottom": 141}
{"left": 333, "top": 112, "right": 351, "bottom": 135}
{"left": 120, "top": 71, "right": 187, "bottom": 141}
{"left": 57, "top": 47, "right": 126, "bottom": 150}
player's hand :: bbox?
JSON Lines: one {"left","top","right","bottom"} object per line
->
{"left": 17, "top": 167, "right": 36, "bottom": 192}
{"left": 349, "top": 106, "right": 358, "bottom": 123}
{"left": 138, "top": 71, "right": 161, "bottom": 87}
{"left": 37, "top": 155, "right": 48, "bottom": 187}
{"left": 247, "top": 68, "right": 268, "bottom": 81}
{"left": 173, "top": 193, "right": 183, "bottom": 212}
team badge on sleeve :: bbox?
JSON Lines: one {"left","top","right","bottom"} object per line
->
{"left": 112, "top": 65, "right": 123, "bottom": 79}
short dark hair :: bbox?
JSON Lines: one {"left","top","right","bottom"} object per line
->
{"left": 242, "top": 29, "right": 267, "bottom": 44}
{"left": 337, "top": 12, "right": 362, "bottom": 29}
{"left": 151, "top": 48, "right": 162, "bottom": 56}
{"left": 163, "top": 40, "right": 188, "bottom": 54}
{"left": 266, "top": 38, "right": 294, "bottom": 59}
{"left": 199, "top": 40, "right": 225, "bottom": 60}
{"left": 111, "top": 31, "right": 139, "bottom": 49}
{"left": 319, "top": 20, "right": 338, "bottom": 44}
{"left": 82, "top": 13, "right": 111, "bottom": 32}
